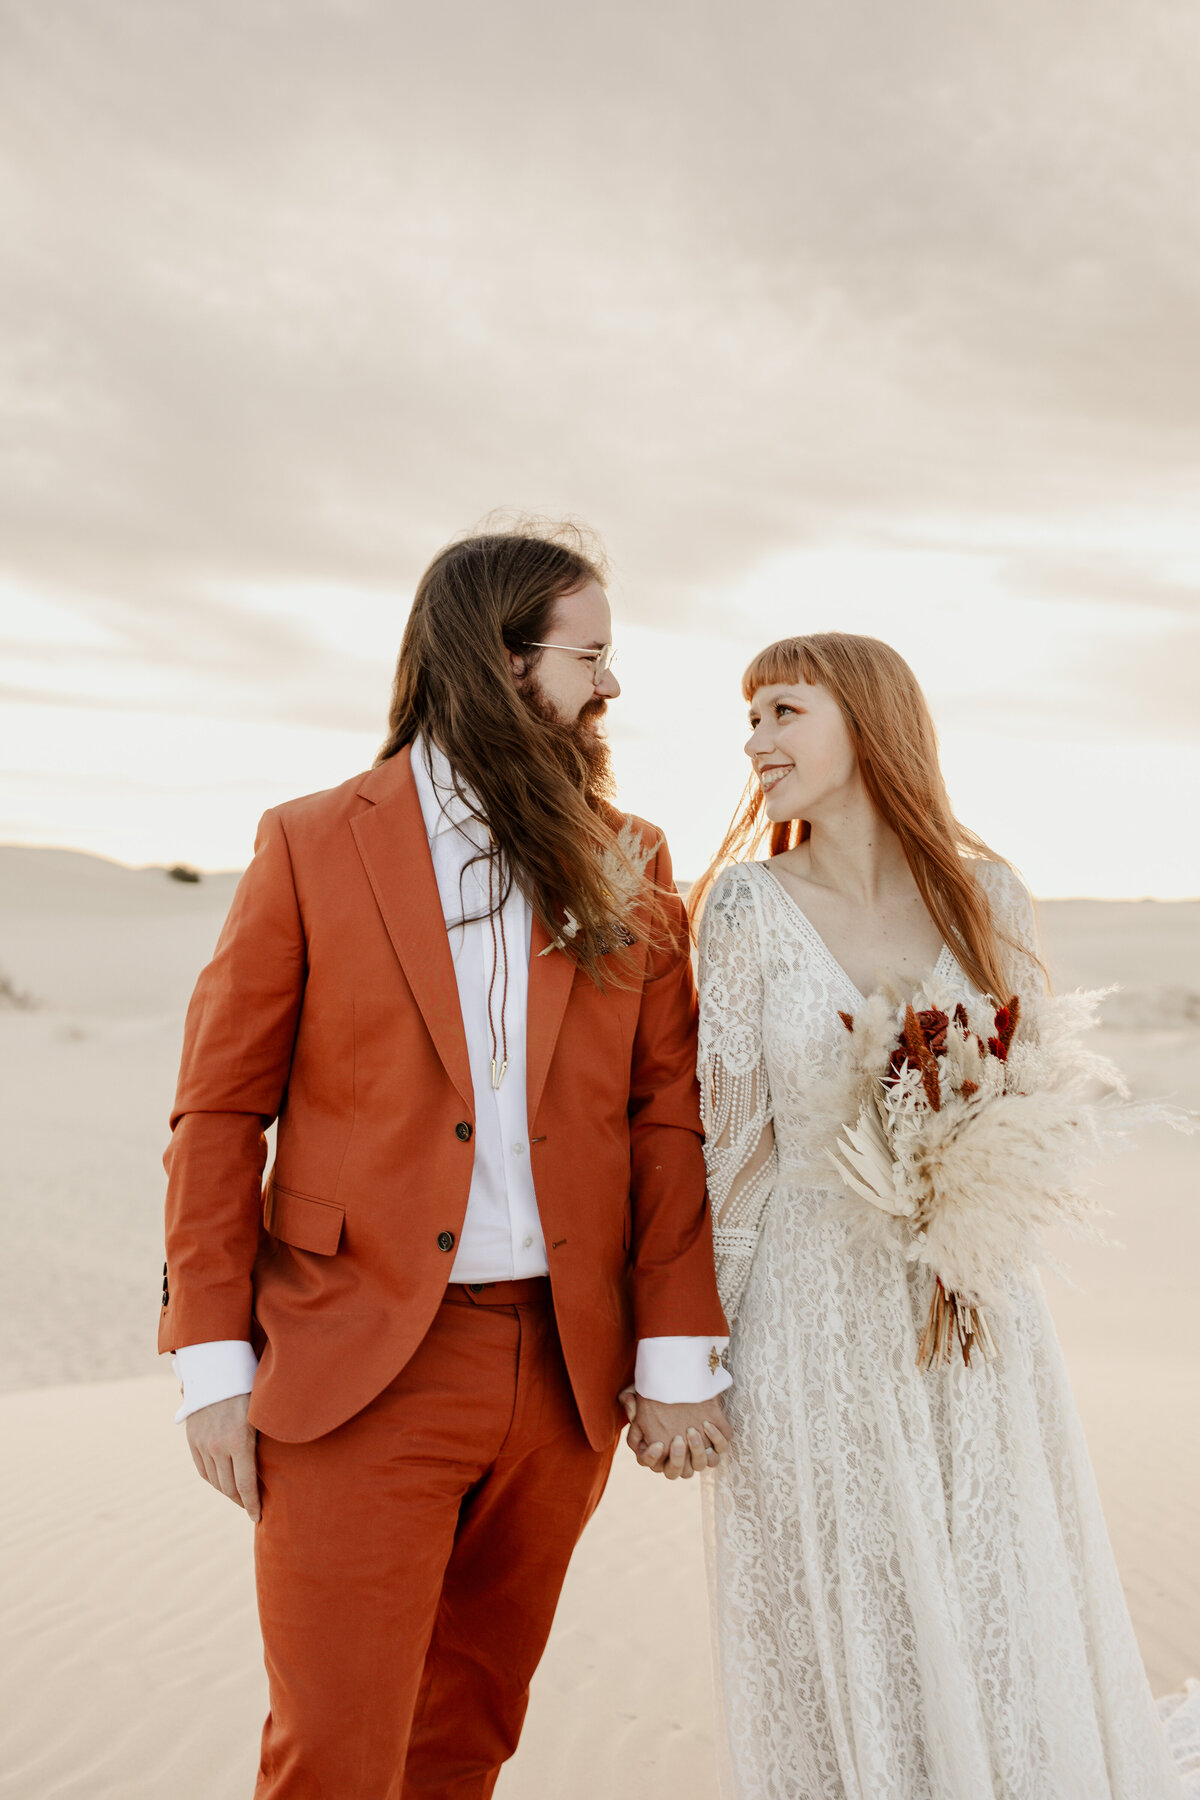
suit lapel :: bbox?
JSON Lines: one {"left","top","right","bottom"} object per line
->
{"left": 351, "top": 749, "right": 474, "bottom": 1113}
{"left": 525, "top": 912, "right": 578, "bottom": 1126}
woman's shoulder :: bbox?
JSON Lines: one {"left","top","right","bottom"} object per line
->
{"left": 708, "top": 858, "right": 767, "bottom": 910}
{"left": 699, "top": 860, "right": 768, "bottom": 942}
{"left": 967, "top": 856, "right": 1039, "bottom": 963}
{"left": 968, "top": 856, "right": 1034, "bottom": 913}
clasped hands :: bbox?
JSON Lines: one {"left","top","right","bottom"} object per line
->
{"left": 618, "top": 1387, "right": 732, "bottom": 1479}
{"left": 186, "top": 1388, "right": 733, "bottom": 1520}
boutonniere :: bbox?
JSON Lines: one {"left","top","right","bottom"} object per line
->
{"left": 539, "top": 818, "right": 660, "bottom": 955}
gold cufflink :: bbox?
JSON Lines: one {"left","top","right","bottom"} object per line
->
{"left": 708, "top": 1346, "right": 721, "bottom": 1374}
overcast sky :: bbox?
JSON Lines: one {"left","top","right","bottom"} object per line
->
{"left": 2, "top": 0, "right": 1199, "bottom": 892}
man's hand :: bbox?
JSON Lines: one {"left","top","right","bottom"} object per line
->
{"left": 619, "top": 1389, "right": 732, "bottom": 1480}
{"left": 185, "top": 1393, "right": 260, "bottom": 1522}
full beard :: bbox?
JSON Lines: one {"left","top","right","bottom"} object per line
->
{"left": 517, "top": 681, "right": 617, "bottom": 815}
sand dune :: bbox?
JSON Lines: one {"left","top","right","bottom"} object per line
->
{"left": 0, "top": 846, "right": 240, "bottom": 1018}
{"left": 0, "top": 845, "right": 1197, "bottom": 1796}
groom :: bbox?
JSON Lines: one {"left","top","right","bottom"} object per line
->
{"left": 159, "top": 527, "right": 731, "bottom": 1797}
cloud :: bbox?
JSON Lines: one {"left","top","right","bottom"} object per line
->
{"left": 1002, "top": 550, "right": 1200, "bottom": 617}
{"left": 0, "top": 0, "right": 1198, "bottom": 887}
{"left": 1076, "top": 618, "right": 1200, "bottom": 741}
{"left": 2, "top": 0, "right": 1199, "bottom": 610}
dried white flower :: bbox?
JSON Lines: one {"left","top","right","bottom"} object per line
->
{"left": 539, "top": 817, "right": 659, "bottom": 955}
{"left": 821, "top": 983, "right": 1196, "bottom": 1367}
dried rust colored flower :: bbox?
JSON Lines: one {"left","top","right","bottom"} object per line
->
{"left": 837, "top": 1010, "right": 855, "bottom": 1033}
{"left": 886, "top": 1006, "right": 949, "bottom": 1108}
{"left": 919, "top": 1008, "right": 949, "bottom": 1057}
{"left": 893, "top": 1003, "right": 944, "bottom": 1111}
{"left": 987, "top": 997, "right": 1020, "bottom": 1062}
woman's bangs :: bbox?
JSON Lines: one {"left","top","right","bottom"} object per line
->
{"left": 741, "top": 639, "right": 820, "bottom": 702}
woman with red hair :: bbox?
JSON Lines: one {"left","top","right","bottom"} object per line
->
{"left": 687, "top": 633, "right": 1194, "bottom": 1798}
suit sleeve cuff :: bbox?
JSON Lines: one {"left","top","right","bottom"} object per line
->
{"left": 172, "top": 1340, "right": 260, "bottom": 1424}
{"left": 634, "top": 1335, "right": 732, "bottom": 1403}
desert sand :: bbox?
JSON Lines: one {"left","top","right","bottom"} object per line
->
{"left": 0, "top": 844, "right": 1198, "bottom": 1797}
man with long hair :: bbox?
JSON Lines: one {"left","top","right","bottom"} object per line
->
{"left": 159, "top": 525, "right": 731, "bottom": 1797}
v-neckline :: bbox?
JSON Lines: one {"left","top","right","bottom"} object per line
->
{"left": 758, "top": 862, "right": 956, "bottom": 1010}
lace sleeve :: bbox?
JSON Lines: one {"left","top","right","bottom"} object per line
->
{"left": 974, "top": 859, "right": 1046, "bottom": 993}
{"left": 696, "top": 866, "right": 778, "bottom": 1327}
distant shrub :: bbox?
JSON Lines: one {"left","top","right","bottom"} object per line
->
{"left": 0, "top": 968, "right": 36, "bottom": 1009}
{"left": 166, "top": 864, "right": 202, "bottom": 884}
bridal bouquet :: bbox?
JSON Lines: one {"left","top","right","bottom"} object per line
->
{"left": 822, "top": 984, "right": 1193, "bottom": 1369}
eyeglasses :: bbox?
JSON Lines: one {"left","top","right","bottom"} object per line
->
{"left": 523, "top": 641, "right": 617, "bottom": 681}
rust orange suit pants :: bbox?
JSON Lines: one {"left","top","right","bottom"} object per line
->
{"left": 253, "top": 1279, "right": 617, "bottom": 1799}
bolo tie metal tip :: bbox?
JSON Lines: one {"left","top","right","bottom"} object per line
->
{"left": 491, "top": 1057, "right": 508, "bottom": 1090}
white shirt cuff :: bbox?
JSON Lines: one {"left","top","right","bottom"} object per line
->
{"left": 172, "top": 1340, "right": 260, "bottom": 1424}
{"left": 634, "top": 1335, "right": 732, "bottom": 1404}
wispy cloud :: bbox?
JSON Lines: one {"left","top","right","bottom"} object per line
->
{"left": 0, "top": 1, "right": 1197, "bottom": 884}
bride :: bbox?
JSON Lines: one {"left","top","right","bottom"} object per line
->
{"left": 688, "top": 631, "right": 1196, "bottom": 1799}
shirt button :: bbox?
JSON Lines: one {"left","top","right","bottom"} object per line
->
{"left": 512, "top": 1142, "right": 525, "bottom": 1156}
{"left": 522, "top": 1235, "right": 533, "bottom": 1249}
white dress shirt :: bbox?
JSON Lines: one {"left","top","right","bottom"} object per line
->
{"left": 172, "top": 734, "right": 730, "bottom": 1419}
{"left": 413, "top": 734, "right": 547, "bottom": 1283}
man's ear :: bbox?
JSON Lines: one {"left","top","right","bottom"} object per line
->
{"left": 507, "top": 648, "right": 528, "bottom": 680}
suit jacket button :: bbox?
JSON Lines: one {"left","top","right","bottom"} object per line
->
{"left": 455, "top": 1122, "right": 472, "bottom": 1142}
{"left": 437, "top": 1230, "right": 455, "bottom": 1252}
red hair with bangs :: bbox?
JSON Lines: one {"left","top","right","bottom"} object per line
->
{"left": 689, "top": 633, "right": 1026, "bottom": 999}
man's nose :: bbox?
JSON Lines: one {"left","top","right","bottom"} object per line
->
{"left": 596, "top": 668, "right": 621, "bottom": 699}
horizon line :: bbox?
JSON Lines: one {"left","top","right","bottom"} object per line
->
{"left": 1, "top": 840, "right": 1197, "bottom": 906}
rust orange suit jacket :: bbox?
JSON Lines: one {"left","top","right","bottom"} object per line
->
{"left": 158, "top": 746, "right": 727, "bottom": 1448}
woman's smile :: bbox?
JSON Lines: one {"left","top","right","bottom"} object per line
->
{"left": 758, "top": 763, "right": 793, "bottom": 793}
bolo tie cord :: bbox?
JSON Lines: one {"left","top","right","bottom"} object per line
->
{"left": 486, "top": 849, "right": 509, "bottom": 1089}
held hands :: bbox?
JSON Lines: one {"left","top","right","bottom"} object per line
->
{"left": 619, "top": 1388, "right": 732, "bottom": 1479}
{"left": 185, "top": 1393, "right": 261, "bottom": 1523}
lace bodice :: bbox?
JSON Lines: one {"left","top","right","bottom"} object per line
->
{"left": 696, "top": 856, "right": 1040, "bottom": 1323}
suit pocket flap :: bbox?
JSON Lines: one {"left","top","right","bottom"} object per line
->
{"left": 266, "top": 1183, "right": 344, "bottom": 1255}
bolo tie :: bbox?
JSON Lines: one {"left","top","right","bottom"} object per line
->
{"left": 485, "top": 847, "right": 509, "bottom": 1089}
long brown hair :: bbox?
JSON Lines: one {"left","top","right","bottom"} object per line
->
{"left": 689, "top": 633, "right": 1028, "bottom": 998}
{"left": 377, "top": 523, "right": 655, "bottom": 987}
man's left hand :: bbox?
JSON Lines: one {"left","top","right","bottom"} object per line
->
{"left": 619, "top": 1388, "right": 732, "bottom": 1479}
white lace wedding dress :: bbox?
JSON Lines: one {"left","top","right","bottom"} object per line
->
{"left": 697, "top": 857, "right": 1200, "bottom": 1800}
